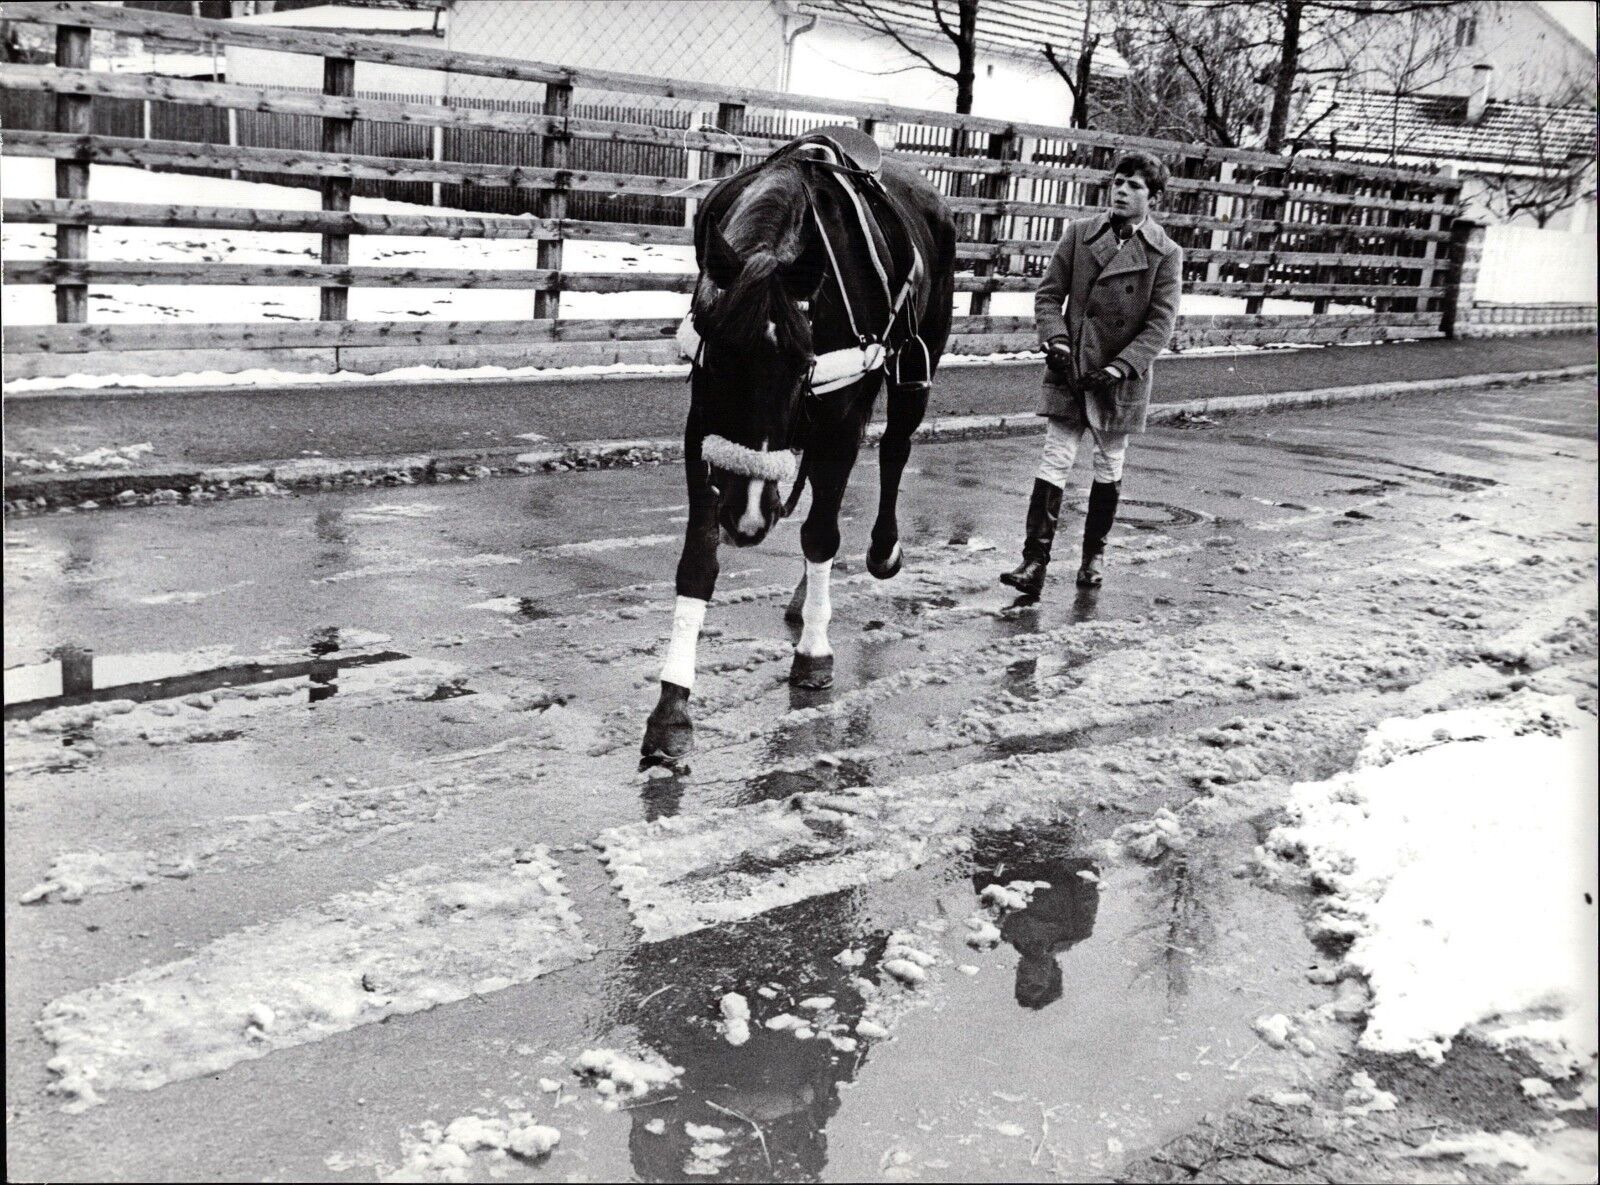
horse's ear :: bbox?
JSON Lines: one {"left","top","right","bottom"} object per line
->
{"left": 781, "top": 224, "right": 826, "bottom": 299}
{"left": 703, "top": 220, "right": 743, "bottom": 290}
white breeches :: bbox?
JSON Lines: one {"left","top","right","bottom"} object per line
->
{"left": 1037, "top": 417, "right": 1129, "bottom": 487}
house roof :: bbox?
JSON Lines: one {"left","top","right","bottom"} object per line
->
{"left": 794, "top": 0, "right": 1126, "bottom": 73}
{"left": 1295, "top": 87, "right": 1596, "bottom": 169}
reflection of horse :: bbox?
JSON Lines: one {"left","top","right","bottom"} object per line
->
{"left": 608, "top": 895, "right": 884, "bottom": 1181}
{"left": 643, "top": 127, "right": 956, "bottom": 761}
{"left": 973, "top": 847, "right": 1100, "bottom": 1011}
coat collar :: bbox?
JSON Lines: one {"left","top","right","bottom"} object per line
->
{"left": 1083, "top": 211, "right": 1176, "bottom": 263}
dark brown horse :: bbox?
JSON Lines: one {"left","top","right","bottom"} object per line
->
{"left": 642, "top": 129, "right": 956, "bottom": 761}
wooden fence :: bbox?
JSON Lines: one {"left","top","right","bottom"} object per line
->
{"left": 0, "top": 0, "right": 1461, "bottom": 383}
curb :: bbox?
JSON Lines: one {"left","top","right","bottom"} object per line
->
{"left": 6, "top": 363, "right": 1594, "bottom": 515}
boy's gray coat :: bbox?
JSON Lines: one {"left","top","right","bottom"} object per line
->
{"left": 1034, "top": 212, "right": 1183, "bottom": 434}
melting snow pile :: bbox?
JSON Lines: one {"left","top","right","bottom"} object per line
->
{"left": 386, "top": 1113, "right": 560, "bottom": 1182}
{"left": 37, "top": 848, "right": 594, "bottom": 1110}
{"left": 1267, "top": 692, "right": 1598, "bottom": 1072}
{"left": 574, "top": 1047, "right": 682, "bottom": 1101}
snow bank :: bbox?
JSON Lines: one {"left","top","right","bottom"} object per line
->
{"left": 1268, "top": 693, "right": 1598, "bottom": 1068}
{"left": 37, "top": 847, "right": 594, "bottom": 1110}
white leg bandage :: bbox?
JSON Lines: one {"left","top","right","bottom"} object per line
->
{"left": 660, "top": 596, "right": 707, "bottom": 690}
{"left": 796, "top": 559, "right": 833, "bottom": 658}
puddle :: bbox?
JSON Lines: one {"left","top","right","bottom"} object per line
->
{"left": 577, "top": 818, "right": 1324, "bottom": 1183}
{"left": 4, "top": 637, "right": 410, "bottom": 721}
{"left": 596, "top": 891, "right": 891, "bottom": 1182}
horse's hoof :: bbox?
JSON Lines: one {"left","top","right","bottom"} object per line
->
{"left": 790, "top": 651, "right": 834, "bottom": 689}
{"left": 784, "top": 575, "right": 807, "bottom": 624}
{"left": 866, "top": 540, "right": 902, "bottom": 580}
{"left": 641, "top": 684, "right": 694, "bottom": 759}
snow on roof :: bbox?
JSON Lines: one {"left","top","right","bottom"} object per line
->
{"left": 795, "top": 0, "right": 1127, "bottom": 74}
{"left": 230, "top": 5, "right": 442, "bottom": 34}
{"left": 1296, "top": 87, "right": 1596, "bottom": 169}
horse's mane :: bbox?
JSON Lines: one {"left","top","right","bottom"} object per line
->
{"left": 695, "top": 159, "right": 815, "bottom": 363}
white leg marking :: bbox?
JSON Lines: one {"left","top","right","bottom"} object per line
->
{"left": 737, "top": 476, "right": 769, "bottom": 536}
{"left": 660, "top": 596, "right": 707, "bottom": 690}
{"left": 796, "top": 559, "right": 833, "bottom": 657}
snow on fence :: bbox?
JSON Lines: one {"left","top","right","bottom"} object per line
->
{"left": 0, "top": 0, "right": 1462, "bottom": 384}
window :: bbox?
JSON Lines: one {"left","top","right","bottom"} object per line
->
{"left": 1456, "top": 15, "right": 1478, "bottom": 47}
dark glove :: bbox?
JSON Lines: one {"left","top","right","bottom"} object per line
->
{"left": 1044, "top": 340, "right": 1074, "bottom": 376}
{"left": 1079, "top": 364, "right": 1124, "bottom": 397}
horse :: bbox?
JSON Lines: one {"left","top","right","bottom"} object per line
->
{"left": 641, "top": 127, "right": 956, "bottom": 762}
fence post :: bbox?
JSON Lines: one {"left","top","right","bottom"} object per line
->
{"left": 54, "top": 24, "right": 91, "bottom": 324}
{"left": 711, "top": 102, "right": 745, "bottom": 179}
{"left": 1415, "top": 167, "right": 1454, "bottom": 316}
{"left": 227, "top": 107, "right": 240, "bottom": 181}
{"left": 431, "top": 95, "right": 444, "bottom": 208}
{"left": 1204, "top": 162, "right": 1234, "bottom": 288}
{"left": 319, "top": 56, "right": 355, "bottom": 322}
{"left": 1440, "top": 218, "right": 1482, "bottom": 339}
{"left": 968, "top": 129, "right": 1018, "bottom": 318}
{"left": 534, "top": 81, "right": 571, "bottom": 321}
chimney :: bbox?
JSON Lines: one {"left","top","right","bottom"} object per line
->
{"left": 1467, "top": 63, "right": 1493, "bottom": 124}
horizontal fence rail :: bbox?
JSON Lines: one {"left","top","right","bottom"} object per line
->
{"left": 0, "top": 0, "right": 1461, "bottom": 385}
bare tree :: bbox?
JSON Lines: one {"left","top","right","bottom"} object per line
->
{"left": 1107, "top": 0, "right": 1466, "bottom": 151}
{"left": 831, "top": 0, "right": 980, "bottom": 115}
{"left": 1041, "top": 0, "right": 1101, "bottom": 128}
{"left": 1476, "top": 77, "right": 1598, "bottom": 227}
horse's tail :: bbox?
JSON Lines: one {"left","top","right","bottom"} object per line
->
{"left": 699, "top": 250, "right": 813, "bottom": 360}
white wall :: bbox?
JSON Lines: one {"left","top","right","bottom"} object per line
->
{"left": 788, "top": 22, "right": 1074, "bottom": 123}
{"left": 226, "top": 40, "right": 445, "bottom": 97}
{"left": 1476, "top": 223, "right": 1599, "bottom": 304}
{"left": 444, "top": 0, "right": 785, "bottom": 105}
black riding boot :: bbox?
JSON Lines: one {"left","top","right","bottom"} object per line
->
{"left": 1077, "top": 479, "right": 1121, "bottom": 587}
{"left": 1000, "top": 479, "right": 1063, "bottom": 597}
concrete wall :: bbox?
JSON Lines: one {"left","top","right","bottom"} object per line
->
{"left": 1445, "top": 221, "right": 1599, "bottom": 337}
{"left": 1476, "top": 224, "right": 1598, "bottom": 305}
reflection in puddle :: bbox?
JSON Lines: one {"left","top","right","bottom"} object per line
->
{"left": 3, "top": 634, "right": 410, "bottom": 721}
{"left": 1127, "top": 852, "right": 1216, "bottom": 1003}
{"left": 606, "top": 893, "right": 884, "bottom": 1182}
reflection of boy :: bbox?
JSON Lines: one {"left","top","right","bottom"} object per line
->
{"left": 988, "top": 857, "right": 1101, "bottom": 1011}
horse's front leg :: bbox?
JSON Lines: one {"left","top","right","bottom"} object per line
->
{"left": 642, "top": 469, "right": 720, "bottom": 760}
{"left": 790, "top": 437, "right": 859, "bottom": 689}
{"left": 867, "top": 382, "right": 930, "bottom": 580}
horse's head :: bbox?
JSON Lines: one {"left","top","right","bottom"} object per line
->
{"left": 691, "top": 159, "right": 827, "bottom": 547}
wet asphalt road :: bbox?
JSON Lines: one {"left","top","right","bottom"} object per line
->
{"left": 4, "top": 334, "right": 1592, "bottom": 469}
{"left": 4, "top": 378, "right": 1597, "bottom": 1182}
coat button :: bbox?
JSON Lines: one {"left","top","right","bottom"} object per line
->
{"left": 1087, "top": 306, "right": 1097, "bottom": 317}
{"left": 1115, "top": 319, "right": 1125, "bottom": 328}
{"left": 1125, "top": 283, "right": 1134, "bottom": 293}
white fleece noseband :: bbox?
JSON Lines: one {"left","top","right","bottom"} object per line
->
{"left": 700, "top": 434, "right": 798, "bottom": 483}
